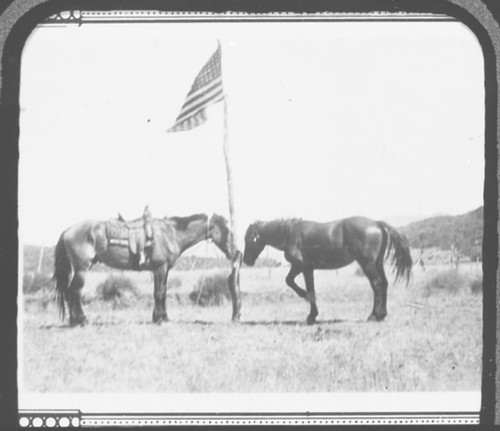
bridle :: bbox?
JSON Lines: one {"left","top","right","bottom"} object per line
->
{"left": 207, "top": 215, "right": 232, "bottom": 258}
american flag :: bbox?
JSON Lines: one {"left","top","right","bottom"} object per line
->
{"left": 167, "top": 43, "right": 224, "bottom": 132}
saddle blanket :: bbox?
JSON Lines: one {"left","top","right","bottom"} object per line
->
{"left": 108, "top": 238, "right": 130, "bottom": 247}
{"left": 106, "top": 219, "right": 144, "bottom": 239}
{"left": 106, "top": 219, "right": 153, "bottom": 253}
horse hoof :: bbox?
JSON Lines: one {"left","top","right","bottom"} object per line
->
{"left": 70, "top": 317, "right": 88, "bottom": 327}
{"left": 231, "top": 313, "right": 241, "bottom": 323}
{"left": 306, "top": 316, "right": 316, "bottom": 325}
{"left": 152, "top": 315, "right": 169, "bottom": 324}
{"left": 154, "top": 319, "right": 168, "bottom": 325}
{"left": 367, "top": 314, "right": 385, "bottom": 322}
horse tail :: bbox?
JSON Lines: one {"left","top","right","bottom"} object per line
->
{"left": 53, "top": 233, "right": 71, "bottom": 320}
{"left": 377, "top": 221, "right": 413, "bottom": 285}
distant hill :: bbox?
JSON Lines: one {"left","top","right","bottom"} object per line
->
{"left": 400, "top": 207, "right": 483, "bottom": 259}
{"left": 382, "top": 214, "right": 429, "bottom": 228}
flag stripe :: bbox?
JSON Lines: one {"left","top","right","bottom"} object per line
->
{"left": 167, "top": 109, "right": 208, "bottom": 133}
{"left": 174, "top": 87, "right": 224, "bottom": 126}
{"left": 176, "top": 80, "right": 222, "bottom": 121}
{"left": 171, "top": 90, "right": 223, "bottom": 130}
{"left": 180, "top": 76, "right": 223, "bottom": 109}
{"left": 167, "top": 43, "right": 224, "bottom": 133}
{"left": 175, "top": 79, "right": 223, "bottom": 121}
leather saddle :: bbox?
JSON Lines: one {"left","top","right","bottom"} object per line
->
{"left": 106, "top": 216, "right": 154, "bottom": 256}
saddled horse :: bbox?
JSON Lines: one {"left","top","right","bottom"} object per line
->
{"left": 54, "top": 213, "right": 241, "bottom": 326}
{"left": 243, "top": 216, "right": 412, "bottom": 324}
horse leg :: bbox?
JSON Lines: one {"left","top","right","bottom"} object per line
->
{"left": 228, "top": 251, "right": 242, "bottom": 322}
{"left": 303, "top": 268, "right": 318, "bottom": 325}
{"left": 285, "top": 265, "right": 307, "bottom": 299}
{"left": 152, "top": 264, "right": 169, "bottom": 324}
{"left": 360, "top": 261, "right": 388, "bottom": 322}
{"left": 66, "top": 270, "right": 88, "bottom": 326}
{"left": 375, "top": 260, "right": 389, "bottom": 318}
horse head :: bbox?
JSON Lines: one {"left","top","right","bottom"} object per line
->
{"left": 208, "top": 214, "right": 233, "bottom": 259}
{"left": 243, "top": 222, "right": 265, "bottom": 266}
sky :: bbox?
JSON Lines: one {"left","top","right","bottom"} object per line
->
{"left": 18, "top": 17, "right": 485, "bottom": 248}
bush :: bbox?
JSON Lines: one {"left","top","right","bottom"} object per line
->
{"left": 424, "top": 269, "right": 469, "bottom": 295}
{"left": 96, "top": 275, "right": 138, "bottom": 303}
{"left": 189, "top": 272, "right": 230, "bottom": 306}
{"left": 469, "top": 276, "right": 482, "bottom": 294}
{"left": 168, "top": 276, "right": 182, "bottom": 290}
{"left": 23, "top": 272, "right": 54, "bottom": 294}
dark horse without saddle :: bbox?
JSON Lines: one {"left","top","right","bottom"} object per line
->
{"left": 54, "top": 213, "right": 242, "bottom": 326}
{"left": 243, "top": 216, "right": 412, "bottom": 324}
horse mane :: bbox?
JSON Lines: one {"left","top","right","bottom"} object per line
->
{"left": 270, "top": 218, "right": 300, "bottom": 228}
{"left": 255, "top": 217, "right": 299, "bottom": 226}
{"left": 277, "top": 218, "right": 300, "bottom": 236}
{"left": 254, "top": 217, "right": 300, "bottom": 240}
{"left": 169, "top": 213, "right": 208, "bottom": 231}
{"left": 279, "top": 217, "right": 300, "bottom": 224}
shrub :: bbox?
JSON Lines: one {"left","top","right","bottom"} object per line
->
{"left": 469, "top": 276, "right": 482, "bottom": 294}
{"left": 424, "top": 269, "right": 468, "bottom": 295}
{"left": 189, "top": 272, "right": 230, "bottom": 306}
{"left": 96, "top": 275, "right": 138, "bottom": 303}
{"left": 23, "top": 272, "right": 54, "bottom": 294}
{"left": 168, "top": 276, "right": 182, "bottom": 290}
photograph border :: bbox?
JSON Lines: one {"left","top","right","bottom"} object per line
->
{"left": 0, "top": 0, "right": 497, "bottom": 427}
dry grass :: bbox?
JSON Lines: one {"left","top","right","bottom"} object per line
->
{"left": 21, "top": 263, "right": 482, "bottom": 393}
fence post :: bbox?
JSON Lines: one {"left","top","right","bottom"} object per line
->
{"left": 37, "top": 247, "right": 44, "bottom": 273}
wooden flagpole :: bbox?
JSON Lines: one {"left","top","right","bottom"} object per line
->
{"left": 223, "top": 92, "right": 242, "bottom": 322}
{"left": 222, "top": 94, "right": 238, "bottom": 252}
{"left": 218, "top": 39, "right": 238, "bottom": 251}
{"left": 220, "top": 42, "right": 241, "bottom": 321}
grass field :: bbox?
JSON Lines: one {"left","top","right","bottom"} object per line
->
{"left": 21, "top": 261, "right": 482, "bottom": 393}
